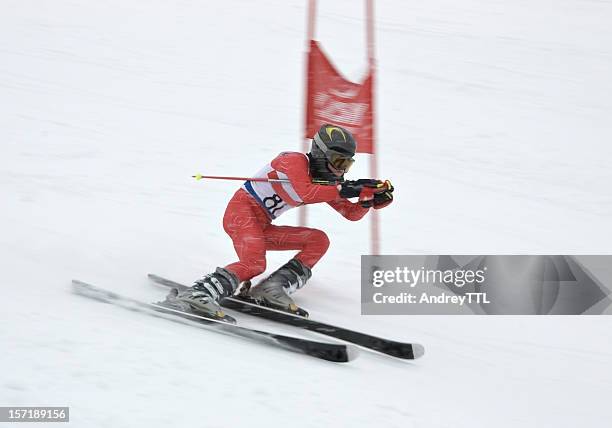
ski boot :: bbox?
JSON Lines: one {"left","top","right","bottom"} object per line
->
{"left": 244, "top": 259, "right": 312, "bottom": 317}
{"left": 165, "top": 267, "right": 239, "bottom": 323}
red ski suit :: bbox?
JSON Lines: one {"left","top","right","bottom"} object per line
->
{"left": 223, "top": 152, "right": 369, "bottom": 282}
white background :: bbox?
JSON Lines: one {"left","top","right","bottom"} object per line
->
{"left": 2, "top": 0, "right": 612, "bottom": 426}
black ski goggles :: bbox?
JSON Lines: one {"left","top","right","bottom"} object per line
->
{"left": 313, "top": 134, "right": 355, "bottom": 172}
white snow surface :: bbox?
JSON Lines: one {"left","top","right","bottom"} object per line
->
{"left": 2, "top": 0, "right": 612, "bottom": 427}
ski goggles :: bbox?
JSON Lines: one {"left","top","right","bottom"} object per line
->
{"left": 313, "top": 134, "right": 355, "bottom": 172}
{"left": 328, "top": 153, "right": 355, "bottom": 172}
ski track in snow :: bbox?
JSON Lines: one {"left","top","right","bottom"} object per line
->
{"left": 2, "top": 0, "right": 612, "bottom": 427}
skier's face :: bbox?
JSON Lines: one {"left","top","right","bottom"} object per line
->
{"left": 327, "top": 161, "right": 346, "bottom": 177}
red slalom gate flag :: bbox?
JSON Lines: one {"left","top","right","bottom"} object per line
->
{"left": 305, "top": 40, "right": 374, "bottom": 154}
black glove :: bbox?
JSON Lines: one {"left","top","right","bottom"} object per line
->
{"left": 359, "top": 180, "right": 394, "bottom": 209}
{"left": 339, "top": 179, "right": 384, "bottom": 199}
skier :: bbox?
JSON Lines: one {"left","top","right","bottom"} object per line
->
{"left": 171, "top": 124, "right": 394, "bottom": 318}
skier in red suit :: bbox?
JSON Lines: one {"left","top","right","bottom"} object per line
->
{"left": 173, "top": 124, "right": 394, "bottom": 318}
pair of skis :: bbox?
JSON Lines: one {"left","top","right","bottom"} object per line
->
{"left": 72, "top": 275, "right": 424, "bottom": 363}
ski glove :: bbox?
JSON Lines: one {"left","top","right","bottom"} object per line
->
{"left": 339, "top": 179, "right": 393, "bottom": 209}
{"left": 359, "top": 180, "right": 394, "bottom": 209}
{"left": 339, "top": 179, "right": 387, "bottom": 200}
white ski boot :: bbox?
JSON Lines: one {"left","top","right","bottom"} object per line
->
{"left": 166, "top": 267, "right": 239, "bottom": 322}
{"left": 245, "top": 259, "right": 312, "bottom": 317}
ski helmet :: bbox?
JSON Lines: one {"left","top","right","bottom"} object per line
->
{"left": 308, "top": 124, "right": 356, "bottom": 182}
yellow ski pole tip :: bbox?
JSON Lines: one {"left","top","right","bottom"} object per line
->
{"left": 193, "top": 173, "right": 204, "bottom": 180}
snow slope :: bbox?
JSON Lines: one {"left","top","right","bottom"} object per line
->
{"left": 2, "top": 0, "right": 612, "bottom": 426}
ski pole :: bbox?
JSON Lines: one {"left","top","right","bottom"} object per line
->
{"left": 192, "top": 173, "right": 290, "bottom": 184}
